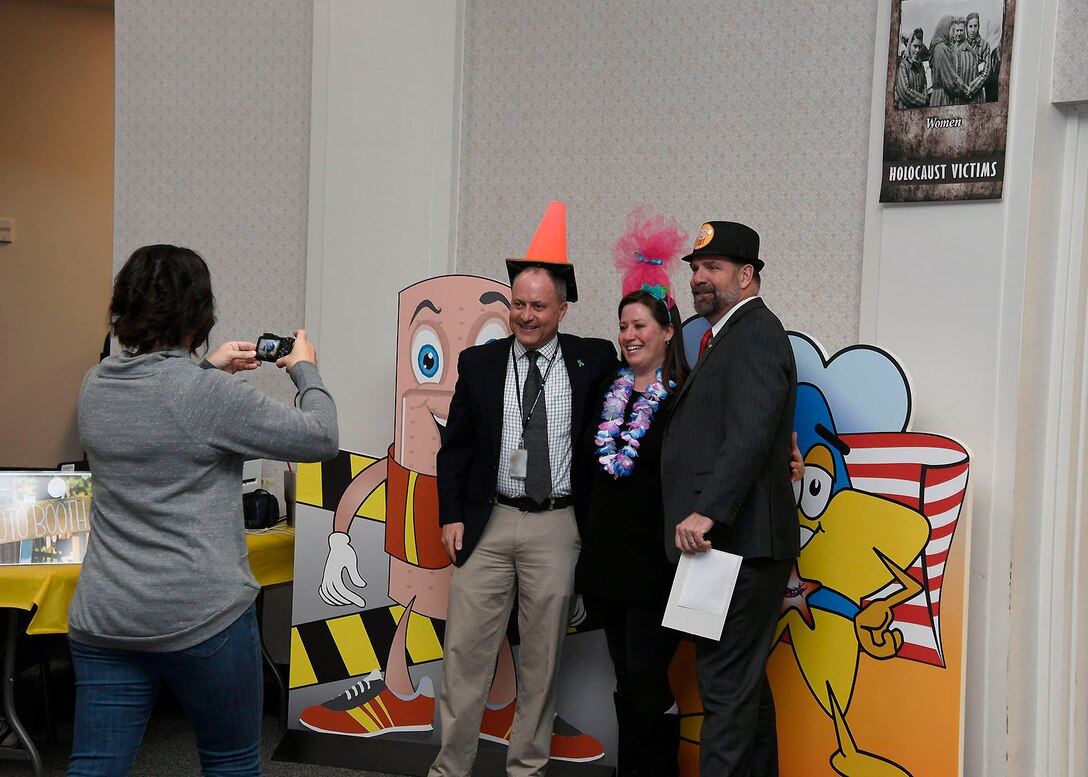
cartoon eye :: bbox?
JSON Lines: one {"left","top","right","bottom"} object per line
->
{"left": 411, "top": 327, "right": 444, "bottom": 384}
{"left": 799, "top": 465, "right": 833, "bottom": 519}
{"left": 475, "top": 319, "right": 509, "bottom": 346}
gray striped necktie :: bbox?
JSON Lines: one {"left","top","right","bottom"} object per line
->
{"left": 522, "top": 350, "right": 551, "bottom": 504}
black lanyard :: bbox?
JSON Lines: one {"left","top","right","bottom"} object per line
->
{"left": 512, "top": 341, "right": 559, "bottom": 435}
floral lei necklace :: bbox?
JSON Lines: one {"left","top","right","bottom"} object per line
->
{"left": 595, "top": 367, "right": 674, "bottom": 479}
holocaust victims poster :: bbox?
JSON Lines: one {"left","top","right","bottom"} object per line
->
{"left": 880, "top": 0, "right": 1015, "bottom": 202}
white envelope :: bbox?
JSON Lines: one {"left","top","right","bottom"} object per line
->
{"left": 662, "top": 550, "right": 743, "bottom": 640}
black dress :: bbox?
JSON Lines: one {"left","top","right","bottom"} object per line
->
{"left": 575, "top": 381, "right": 683, "bottom": 776}
{"left": 576, "top": 389, "right": 675, "bottom": 610}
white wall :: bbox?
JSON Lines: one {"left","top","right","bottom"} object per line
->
{"left": 306, "top": 0, "right": 464, "bottom": 455}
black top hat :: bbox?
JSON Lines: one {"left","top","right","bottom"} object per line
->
{"left": 680, "top": 221, "right": 763, "bottom": 272}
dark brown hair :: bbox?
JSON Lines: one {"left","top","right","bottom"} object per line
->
{"left": 617, "top": 290, "right": 689, "bottom": 392}
{"left": 110, "top": 244, "right": 216, "bottom": 355}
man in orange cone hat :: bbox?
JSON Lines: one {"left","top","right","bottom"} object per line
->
{"left": 428, "top": 202, "right": 618, "bottom": 777}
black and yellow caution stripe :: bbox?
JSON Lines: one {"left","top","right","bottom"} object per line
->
{"left": 297, "top": 450, "right": 387, "bottom": 521}
{"left": 289, "top": 604, "right": 445, "bottom": 689}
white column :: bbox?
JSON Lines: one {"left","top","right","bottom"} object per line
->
{"left": 306, "top": 0, "right": 465, "bottom": 453}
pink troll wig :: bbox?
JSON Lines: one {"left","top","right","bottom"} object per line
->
{"left": 612, "top": 206, "right": 688, "bottom": 308}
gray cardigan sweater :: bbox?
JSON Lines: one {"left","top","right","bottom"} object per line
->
{"left": 69, "top": 348, "right": 338, "bottom": 652}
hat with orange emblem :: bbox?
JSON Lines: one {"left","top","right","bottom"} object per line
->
{"left": 680, "top": 220, "right": 763, "bottom": 272}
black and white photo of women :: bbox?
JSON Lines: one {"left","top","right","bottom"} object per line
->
{"left": 963, "top": 11, "right": 993, "bottom": 102}
{"left": 894, "top": 28, "right": 931, "bottom": 109}
{"left": 949, "top": 16, "right": 988, "bottom": 103}
{"left": 895, "top": 0, "right": 1005, "bottom": 107}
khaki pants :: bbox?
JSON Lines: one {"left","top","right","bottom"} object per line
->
{"left": 428, "top": 503, "right": 580, "bottom": 777}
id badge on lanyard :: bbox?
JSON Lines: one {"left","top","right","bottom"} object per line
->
{"left": 508, "top": 447, "right": 528, "bottom": 479}
{"left": 508, "top": 344, "right": 557, "bottom": 480}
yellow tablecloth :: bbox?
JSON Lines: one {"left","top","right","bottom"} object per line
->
{"left": 0, "top": 527, "right": 295, "bottom": 635}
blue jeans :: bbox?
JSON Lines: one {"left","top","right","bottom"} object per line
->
{"left": 67, "top": 603, "right": 263, "bottom": 777}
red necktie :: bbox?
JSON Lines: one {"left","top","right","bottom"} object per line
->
{"left": 698, "top": 327, "right": 713, "bottom": 359}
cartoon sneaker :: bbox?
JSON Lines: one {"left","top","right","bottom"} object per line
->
{"left": 478, "top": 701, "right": 604, "bottom": 762}
{"left": 549, "top": 715, "right": 605, "bottom": 762}
{"left": 478, "top": 699, "right": 516, "bottom": 744}
{"left": 299, "top": 670, "right": 435, "bottom": 737}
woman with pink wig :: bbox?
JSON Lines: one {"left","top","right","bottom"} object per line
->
{"left": 576, "top": 207, "right": 690, "bottom": 777}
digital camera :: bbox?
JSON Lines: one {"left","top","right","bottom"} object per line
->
{"left": 255, "top": 333, "right": 295, "bottom": 362}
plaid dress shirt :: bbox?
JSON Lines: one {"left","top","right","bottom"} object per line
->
{"left": 495, "top": 336, "right": 573, "bottom": 499}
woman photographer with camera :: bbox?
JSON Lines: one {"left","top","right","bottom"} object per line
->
{"left": 67, "top": 244, "right": 339, "bottom": 776}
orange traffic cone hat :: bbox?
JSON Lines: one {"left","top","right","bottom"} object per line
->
{"left": 506, "top": 200, "right": 579, "bottom": 302}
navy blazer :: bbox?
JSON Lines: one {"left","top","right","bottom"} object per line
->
{"left": 660, "top": 298, "right": 799, "bottom": 563}
{"left": 436, "top": 333, "right": 617, "bottom": 565}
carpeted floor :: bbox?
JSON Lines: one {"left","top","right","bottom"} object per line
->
{"left": 3, "top": 639, "right": 395, "bottom": 777}
{"left": 4, "top": 628, "right": 612, "bottom": 777}
{"left": 22, "top": 714, "right": 389, "bottom": 777}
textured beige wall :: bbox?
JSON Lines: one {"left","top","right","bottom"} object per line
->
{"left": 113, "top": 0, "right": 313, "bottom": 406}
{"left": 0, "top": 0, "right": 114, "bottom": 467}
{"left": 456, "top": 0, "right": 876, "bottom": 354}
{"left": 109, "top": 0, "right": 876, "bottom": 414}
{"left": 1053, "top": 0, "right": 1088, "bottom": 105}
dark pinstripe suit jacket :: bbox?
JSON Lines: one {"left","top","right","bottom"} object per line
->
{"left": 660, "top": 297, "right": 799, "bottom": 563}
